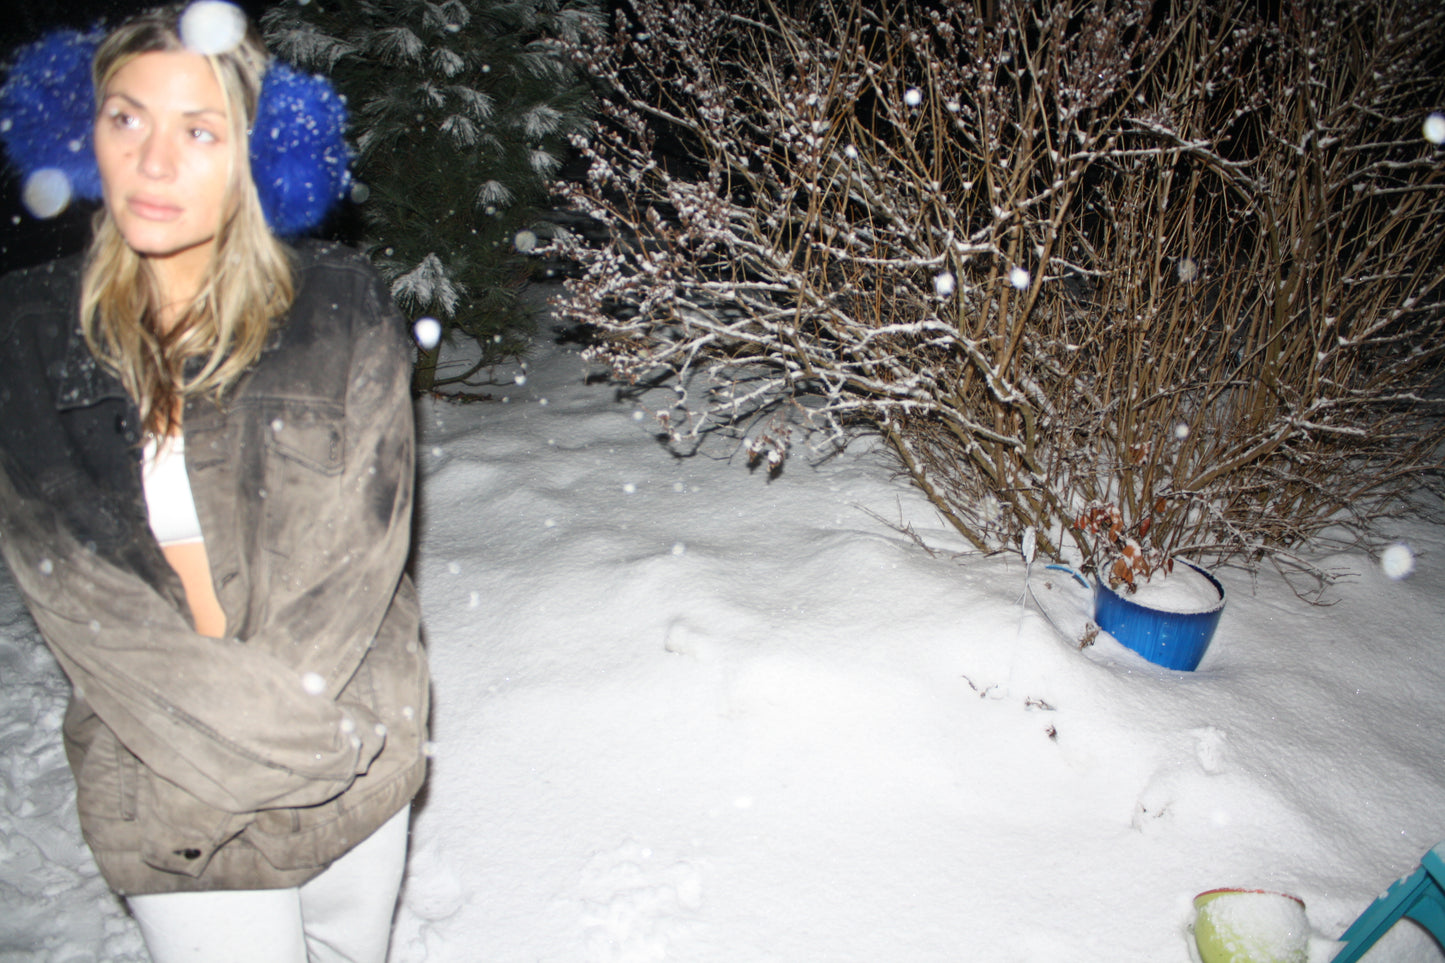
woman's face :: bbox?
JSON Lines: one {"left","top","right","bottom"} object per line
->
{"left": 93, "top": 50, "right": 235, "bottom": 276}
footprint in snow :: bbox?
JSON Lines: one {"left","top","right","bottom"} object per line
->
{"left": 578, "top": 839, "right": 703, "bottom": 963}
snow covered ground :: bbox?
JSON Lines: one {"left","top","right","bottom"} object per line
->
{"left": 3, "top": 300, "right": 1445, "bottom": 962}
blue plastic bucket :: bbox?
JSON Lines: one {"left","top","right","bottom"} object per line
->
{"left": 1092, "top": 561, "right": 1225, "bottom": 671}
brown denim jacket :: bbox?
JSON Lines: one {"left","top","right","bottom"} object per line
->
{"left": 0, "top": 242, "right": 428, "bottom": 894}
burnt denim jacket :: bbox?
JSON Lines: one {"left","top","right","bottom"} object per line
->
{"left": 0, "top": 242, "right": 428, "bottom": 894}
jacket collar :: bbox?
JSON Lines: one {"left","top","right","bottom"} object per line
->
{"left": 48, "top": 244, "right": 307, "bottom": 412}
{"left": 41, "top": 257, "right": 129, "bottom": 412}
{"left": 54, "top": 317, "right": 129, "bottom": 411}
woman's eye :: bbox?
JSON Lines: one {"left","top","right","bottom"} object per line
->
{"left": 190, "top": 128, "right": 219, "bottom": 144}
{"left": 106, "top": 109, "right": 139, "bottom": 130}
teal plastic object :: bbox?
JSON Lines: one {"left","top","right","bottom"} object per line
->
{"left": 1092, "top": 560, "right": 1225, "bottom": 671}
{"left": 1330, "top": 843, "right": 1445, "bottom": 962}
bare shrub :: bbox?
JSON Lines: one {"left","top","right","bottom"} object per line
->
{"left": 552, "top": 0, "right": 1445, "bottom": 587}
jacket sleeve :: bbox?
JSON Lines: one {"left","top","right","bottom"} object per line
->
{"left": 0, "top": 268, "right": 415, "bottom": 816}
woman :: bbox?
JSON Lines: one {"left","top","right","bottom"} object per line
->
{"left": 0, "top": 5, "right": 429, "bottom": 961}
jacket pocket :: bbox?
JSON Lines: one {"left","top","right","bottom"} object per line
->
{"left": 252, "top": 400, "right": 346, "bottom": 567}
{"left": 263, "top": 401, "right": 344, "bottom": 477}
{"left": 70, "top": 720, "right": 139, "bottom": 824}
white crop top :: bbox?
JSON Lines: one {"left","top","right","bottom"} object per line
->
{"left": 142, "top": 434, "right": 205, "bottom": 546}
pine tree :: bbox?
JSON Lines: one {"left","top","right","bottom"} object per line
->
{"left": 262, "top": 0, "right": 599, "bottom": 390}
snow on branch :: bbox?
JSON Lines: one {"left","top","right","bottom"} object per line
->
{"left": 388, "top": 253, "right": 462, "bottom": 318}
{"left": 551, "top": 0, "right": 1445, "bottom": 587}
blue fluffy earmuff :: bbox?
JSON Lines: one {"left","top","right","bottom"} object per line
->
{"left": 0, "top": 29, "right": 106, "bottom": 205}
{"left": 249, "top": 61, "right": 352, "bottom": 237}
{"left": 0, "top": 26, "right": 351, "bottom": 237}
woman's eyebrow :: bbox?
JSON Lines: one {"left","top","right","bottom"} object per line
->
{"left": 98, "top": 91, "right": 226, "bottom": 119}
{"left": 99, "top": 91, "right": 144, "bottom": 108}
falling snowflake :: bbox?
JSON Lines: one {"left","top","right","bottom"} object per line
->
{"left": 1174, "top": 423, "right": 1190, "bottom": 440}
{"left": 21, "top": 169, "right": 71, "bottom": 219}
{"left": 1380, "top": 542, "right": 1415, "bottom": 580}
{"left": 904, "top": 88, "right": 923, "bottom": 108}
{"left": 1424, "top": 112, "right": 1445, "bottom": 145}
{"left": 1177, "top": 257, "right": 1199, "bottom": 283}
{"left": 1007, "top": 266, "right": 1030, "bottom": 290}
{"left": 300, "top": 672, "right": 326, "bottom": 695}
{"left": 933, "top": 272, "right": 955, "bottom": 297}
{"left": 179, "top": 1, "right": 248, "bottom": 56}
{"left": 514, "top": 229, "right": 538, "bottom": 253}
{"left": 413, "top": 317, "right": 442, "bottom": 350}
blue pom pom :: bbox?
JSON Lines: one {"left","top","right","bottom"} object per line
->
{"left": 249, "top": 63, "right": 351, "bottom": 237}
{"left": 0, "top": 29, "right": 105, "bottom": 202}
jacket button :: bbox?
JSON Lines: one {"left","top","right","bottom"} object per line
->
{"left": 175, "top": 848, "right": 202, "bottom": 860}
{"left": 115, "top": 414, "right": 139, "bottom": 444}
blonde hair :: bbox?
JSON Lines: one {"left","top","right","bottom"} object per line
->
{"left": 80, "top": 5, "right": 295, "bottom": 437}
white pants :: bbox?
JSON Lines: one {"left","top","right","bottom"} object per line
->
{"left": 127, "top": 807, "right": 411, "bottom": 963}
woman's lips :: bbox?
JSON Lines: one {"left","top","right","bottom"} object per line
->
{"left": 127, "top": 196, "right": 183, "bottom": 221}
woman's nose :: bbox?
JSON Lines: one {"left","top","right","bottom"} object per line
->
{"left": 138, "top": 129, "right": 176, "bottom": 180}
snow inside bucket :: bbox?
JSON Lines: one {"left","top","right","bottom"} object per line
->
{"left": 1191, "top": 889, "right": 1308, "bottom": 963}
{"left": 1093, "top": 560, "right": 1224, "bottom": 671}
